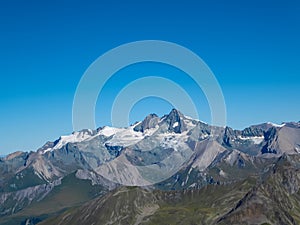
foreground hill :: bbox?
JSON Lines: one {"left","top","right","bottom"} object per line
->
{"left": 40, "top": 155, "right": 300, "bottom": 225}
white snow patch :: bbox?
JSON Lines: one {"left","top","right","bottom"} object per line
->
{"left": 185, "top": 174, "right": 189, "bottom": 184}
{"left": 184, "top": 115, "right": 207, "bottom": 124}
{"left": 188, "top": 167, "right": 193, "bottom": 175}
{"left": 42, "top": 130, "right": 94, "bottom": 153}
{"left": 42, "top": 124, "right": 159, "bottom": 154}
{"left": 159, "top": 131, "right": 189, "bottom": 152}
{"left": 173, "top": 122, "right": 179, "bottom": 128}
{"left": 42, "top": 148, "right": 53, "bottom": 154}
{"left": 143, "top": 125, "right": 159, "bottom": 136}
{"left": 99, "top": 126, "right": 121, "bottom": 137}
{"left": 200, "top": 133, "right": 209, "bottom": 139}
{"left": 188, "top": 183, "right": 197, "bottom": 188}
{"left": 53, "top": 131, "right": 93, "bottom": 150}
{"left": 105, "top": 125, "right": 158, "bottom": 147}
{"left": 219, "top": 169, "right": 227, "bottom": 177}
{"left": 106, "top": 128, "right": 143, "bottom": 147}
{"left": 267, "top": 122, "right": 286, "bottom": 128}
{"left": 238, "top": 135, "right": 264, "bottom": 145}
{"left": 183, "top": 117, "right": 202, "bottom": 130}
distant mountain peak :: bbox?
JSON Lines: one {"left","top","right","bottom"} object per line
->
{"left": 133, "top": 109, "right": 187, "bottom": 133}
{"left": 167, "top": 108, "right": 184, "bottom": 118}
{"left": 162, "top": 108, "right": 187, "bottom": 133}
{"left": 133, "top": 113, "right": 159, "bottom": 132}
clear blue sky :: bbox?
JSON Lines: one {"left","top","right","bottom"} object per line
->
{"left": 0, "top": 0, "right": 299, "bottom": 154}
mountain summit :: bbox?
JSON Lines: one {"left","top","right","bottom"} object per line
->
{"left": 162, "top": 108, "right": 187, "bottom": 133}
{"left": 133, "top": 113, "right": 159, "bottom": 132}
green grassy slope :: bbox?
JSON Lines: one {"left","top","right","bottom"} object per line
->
{"left": 40, "top": 178, "right": 255, "bottom": 225}
{"left": 0, "top": 172, "right": 107, "bottom": 225}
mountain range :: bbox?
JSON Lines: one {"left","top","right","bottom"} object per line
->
{"left": 0, "top": 109, "right": 299, "bottom": 225}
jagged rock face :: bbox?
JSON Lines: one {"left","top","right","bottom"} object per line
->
{"left": 133, "top": 113, "right": 159, "bottom": 132}
{"left": 219, "top": 122, "right": 300, "bottom": 157}
{"left": 0, "top": 152, "right": 29, "bottom": 175}
{"left": 105, "top": 144, "right": 123, "bottom": 157}
{"left": 223, "top": 126, "right": 235, "bottom": 147}
{"left": 161, "top": 108, "right": 187, "bottom": 133}
{"left": 261, "top": 127, "right": 278, "bottom": 154}
{"left": 241, "top": 126, "right": 264, "bottom": 137}
{"left": 260, "top": 123, "right": 300, "bottom": 155}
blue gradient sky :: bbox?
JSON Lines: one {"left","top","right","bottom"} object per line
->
{"left": 0, "top": 0, "right": 299, "bottom": 154}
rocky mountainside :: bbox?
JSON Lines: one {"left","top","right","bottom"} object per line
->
{"left": 217, "top": 154, "right": 300, "bottom": 225}
{"left": 0, "top": 109, "right": 299, "bottom": 224}
{"left": 40, "top": 155, "right": 300, "bottom": 225}
{"left": 38, "top": 180, "right": 254, "bottom": 225}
